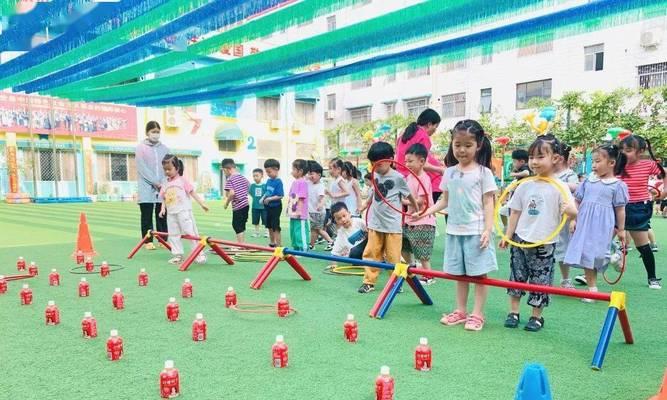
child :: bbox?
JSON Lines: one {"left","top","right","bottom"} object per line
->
{"left": 325, "top": 158, "right": 350, "bottom": 213}
{"left": 500, "top": 134, "right": 577, "bottom": 332}
{"left": 618, "top": 135, "right": 666, "bottom": 289}
{"left": 564, "top": 144, "right": 628, "bottom": 301}
{"left": 500, "top": 149, "right": 530, "bottom": 226}
{"left": 402, "top": 143, "right": 436, "bottom": 285}
{"left": 418, "top": 120, "right": 497, "bottom": 331}
{"left": 158, "top": 154, "right": 209, "bottom": 265}
{"left": 249, "top": 168, "right": 268, "bottom": 238}
{"left": 222, "top": 158, "right": 250, "bottom": 243}
{"left": 307, "top": 161, "right": 334, "bottom": 250}
{"left": 360, "top": 142, "right": 417, "bottom": 293}
{"left": 330, "top": 202, "right": 368, "bottom": 261}
{"left": 553, "top": 144, "right": 579, "bottom": 289}
{"left": 262, "top": 159, "right": 284, "bottom": 247}
{"left": 359, "top": 172, "right": 373, "bottom": 214}
{"left": 342, "top": 161, "right": 363, "bottom": 217}
{"left": 288, "top": 159, "right": 310, "bottom": 251}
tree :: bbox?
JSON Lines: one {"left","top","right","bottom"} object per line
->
{"left": 323, "top": 114, "right": 414, "bottom": 158}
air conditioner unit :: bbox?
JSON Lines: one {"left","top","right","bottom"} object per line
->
{"left": 269, "top": 119, "right": 282, "bottom": 130}
{"left": 640, "top": 29, "right": 662, "bottom": 48}
{"left": 164, "top": 107, "right": 179, "bottom": 128}
{"left": 325, "top": 110, "right": 336, "bottom": 120}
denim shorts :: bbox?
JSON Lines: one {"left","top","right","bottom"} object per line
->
{"left": 444, "top": 234, "right": 498, "bottom": 276}
{"left": 625, "top": 201, "right": 653, "bottom": 231}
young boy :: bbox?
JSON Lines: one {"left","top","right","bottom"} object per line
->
{"left": 330, "top": 202, "right": 367, "bottom": 261}
{"left": 222, "top": 158, "right": 250, "bottom": 243}
{"left": 287, "top": 159, "right": 310, "bottom": 251}
{"left": 359, "top": 142, "right": 417, "bottom": 293}
{"left": 249, "top": 168, "right": 268, "bottom": 238}
{"left": 307, "top": 161, "right": 334, "bottom": 250}
{"left": 402, "top": 143, "right": 436, "bottom": 285}
{"left": 262, "top": 159, "right": 284, "bottom": 247}
{"left": 500, "top": 149, "right": 531, "bottom": 226}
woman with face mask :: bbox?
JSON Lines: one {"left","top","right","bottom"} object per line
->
{"left": 135, "top": 121, "right": 170, "bottom": 249}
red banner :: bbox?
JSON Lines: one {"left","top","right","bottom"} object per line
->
{"left": 0, "top": 93, "right": 137, "bottom": 140}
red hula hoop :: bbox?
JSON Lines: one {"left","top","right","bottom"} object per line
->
{"left": 648, "top": 185, "right": 661, "bottom": 200}
{"left": 370, "top": 159, "right": 431, "bottom": 219}
{"left": 603, "top": 243, "right": 627, "bottom": 285}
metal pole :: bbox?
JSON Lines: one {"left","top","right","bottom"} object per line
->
{"left": 69, "top": 102, "right": 80, "bottom": 196}
{"left": 50, "top": 98, "right": 59, "bottom": 197}
{"left": 28, "top": 98, "right": 38, "bottom": 198}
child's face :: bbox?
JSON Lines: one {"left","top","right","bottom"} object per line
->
{"left": 591, "top": 151, "right": 615, "bottom": 176}
{"left": 364, "top": 178, "right": 371, "bottom": 187}
{"left": 405, "top": 153, "right": 425, "bottom": 174}
{"left": 451, "top": 131, "right": 479, "bottom": 166}
{"left": 252, "top": 172, "right": 263, "bottom": 183}
{"left": 310, "top": 171, "right": 321, "bottom": 183}
{"left": 163, "top": 163, "right": 177, "bottom": 178}
{"left": 222, "top": 165, "right": 234, "bottom": 177}
{"left": 265, "top": 167, "right": 279, "bottom": 179}
{"left": 621, "top": 145, "right": 639, "bottom": 163}
{"left": 291, "top": 166, "right": 303, "bottom": 179}
{"left": 333, "top": 208, "right": 352, "bottom": 229}
{"left": 373, "top": 160, "right": 392, "bottom": 175}
{"left": 329, "top": 163, "right": 340, "bottom": 177}
{"left": 528, "top": 148, "right": 559, "bottom": 176}
{"left": 512, "top": 159, "right": 526, "bottom": 170}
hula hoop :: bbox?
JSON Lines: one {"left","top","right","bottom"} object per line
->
{"left": 602, "top": 244, "right": 627, "bottom": 285}
{"left": 233, "top": 254, "right": 272, "bottom": 262}
{"left": 4, "top": 274, "right": 35, "bottom": 281}
{"left": 69, "top": 263, "right": 125, "bottom": 275}
{"left": 370, "top": 159, "right": 430, "bottom": 219}
{"left": 494, "top": 176, "right": 569, "bottom": 248}
{"left": 323, "top": 265, "right": 366, "bottom": 276}
{"left": 229, "top": 302, "right": 297, "bottom": 315}
{"left": 648, "top": 185, "right": 662, "bottom": 200}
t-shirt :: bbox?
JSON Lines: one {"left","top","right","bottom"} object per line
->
{"left": 249, "top": 183, "right": 266, "bottom": 210}
{"left": 288, "top": 177, "right": 309, "bottom": 220}
{"left": 329, "top": 176, "right": 345, "bottom": 203}
{"left": 441, "top": 166, "right": 497, "bottom": 235}
{"left": 368, "top": 169, "right": 411, "bottom": 234}
{"left": 331, "top": 218, "right": 367, "bottom": 257}
{"left": 395, "top": 126, "right": 444, "bottom": 192}
{"left": 405, "top": 170, "right": 435, "bottom": 226}
{"left": 307, "top": 180, "right": 325, "bottom": 214}
{"left": 264, "top": 177, "right": 284, "bottom": 208}
{"left": 513, "top": 164, "right": 531, "bottom": 181}
{"left": 343, "top": 179, "right": 358, "bottom": 214}
{"left": 508, "top": 178, "right": 573, "bottom": 244}
{"left": 620, "top": 160, "right": 663, "bottom": 202}
{"left": 556, "top": 168, "right": 578, "bottom": 188}
{"left": 224, "top": 174, "right": 250, "bottom": 211}
{"left": 159, "top": 175, "right": 194, "bottom": 213}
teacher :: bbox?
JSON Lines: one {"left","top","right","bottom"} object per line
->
{"left": 395, "top": 108, "right": 445, "bottom": 202}
{"left": 135, "top": 120, "right": 170, "bottom": 249}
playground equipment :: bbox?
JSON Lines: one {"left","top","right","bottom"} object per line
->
{"left": 515, "top": 363, "right": 552, "bottom": 400}
{"left": 72, "top": 213, "right": 97, "bottom": 260}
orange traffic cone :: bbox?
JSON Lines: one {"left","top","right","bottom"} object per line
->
{"left": 650, "top": 369, "right": 667, "bottom": 400}
{"left": 72, "top": 213, "right": 97, "bottom": 260}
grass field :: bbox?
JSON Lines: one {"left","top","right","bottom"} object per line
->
{"left": 0, "top": 201, "right": 665, "bottom": 400}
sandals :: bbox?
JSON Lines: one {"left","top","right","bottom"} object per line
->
{"left": 504, "top": 312, "right": 520, "bottom": 329}
{"left": 440, "top": 310, "right": 468, "bottom": 326}
{"left": 524, "top": 316, "right": 545, "bottom": 332}
{"left": 464, "top": 314, "right": 485, "bottom": 331}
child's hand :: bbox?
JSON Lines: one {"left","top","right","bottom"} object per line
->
{"left": 499, "top": 239, "right": 509, "bottom": 250}
{"left": 479, "top": 230, "right": 490, "bottom": 249}
{"left": 411, "top": 212, "right": 423, "bottom": 220}
{"left": 262, "top": 197, "right": 269, "bottom": 205}
{"left": 224, "top": 202, "right": 229, "bottom": 210}
{"left": 202, "top": 204, "right": 209, "bottom": 212}
{"left": 616, "top": 229, "right": 626, "bottom": 244}
{"left": 569, "top": 220, "right": 576, "bottom": 234}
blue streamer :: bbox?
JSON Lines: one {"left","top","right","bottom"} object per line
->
{"left": 131, "top": 0, "right": 663, "bottom": 106}
{"left": 0, "top": 0, "right": 77, "bottom": 51}
{"left": 17, "top": 0, "right": 285, "bottom": 94}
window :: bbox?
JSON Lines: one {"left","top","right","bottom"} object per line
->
{"left": 96, "top": 153, "right": 136, "bottom": 182}
{"left": 480, "top": 53, "right": 493, "bottom": 65}
{"left": 385, "top": 71, "right": 396, "bottom": 83}
{"left": 638, "top": 62, "right": 667, "bottom": 89}
{"left": 518, "top": 35, "right": 553, "bottom": 57}
{"left": 257, "top": 97, "right": 280, "bottom": 121}
{"left": 349, "top": 106, "right": 372, "bottom": 125}
{"left": 38, "top": 150, "right": 76, "bottom": 181}
{"left": 295, "top": 101, "right": 315, "bottom": 125}
{"left": 516, "top": 79, "right": 552, "bottom": 109}
{"left": 385, "top": 102, "right": 396, "bottom": 117}
{"left": 407, "top": 66, "right": 430, "bottom": 79}
{"left": 404, "top": 97, "right": 429, "bottom": 117}
{"left": 179, "top": 155, "right": 198, "bottom": 184}
{"left": 39, "top": 151, "right": 57, "bottom": 181}
{"left": 326, "top": 15, "right": 336, "bottom": 32}
{"left": 443, "top": 60, "right": 466, "bottom": 72}
{"left": 585, "top": 44, "right": 604, "bottom": 71}
{"left": 327, "top": 94, "right": 336, "bottom": 111}
{"left": 480, "top": 88, "right": 492, "bottom": 114}
{"left": 110, "top": 154, "right": 128, "bottom": 181}
{"left": 442, "top": 93, "right": 466, "bottom": 118}
{"left": 218, "top": 140, "right": 238, "bottom": 152}
{"left": 257, "top": 139, "right": 282, "bottom": 159}
{"left": 351, "top": 77, "right": 372, "bottom": 89}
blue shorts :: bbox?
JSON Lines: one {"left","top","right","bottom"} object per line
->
{"left": 625, "top": 201, "right": 652, "bottom": 231}
{"left": 444, "top": 234, "right": 498, "bottom": 276}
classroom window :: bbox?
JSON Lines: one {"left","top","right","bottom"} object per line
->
{"left": 349, "top": 106, "right": 372, "bottom": 125}
{"left": 351, "top": 77, "right": 372, "bottom": 89}
{"left": 327, "top": 15, "right": 336, "bottom": 32}
{"left": 385, "top": 102, "right": 396, "bottom": 117}
{"left": 218, "top": 140, "right": 238, "bottom": 152}
{"left": 256, "top": 97, "right": 280, "bottom": 121}
{"left": 443, "top": 60, "right": 467, "bottom": 71}
{"left": 404, "top": 97, "right": 429, "bottom": 117}
{"left": 407, "top": 65, "right": 430, "bottom": 79}
{"left": 327, "top": 93, "right": 336, "bottom": 111}
{"left": 37, "top": 150, "right": 76, "bottom": 181}
{"left": 516, "top": 79, "right": 552, "bottom": 109}
{"left": 638, "top": 62, "right": 667, "bottom": 89}
{"left": 442, "top": 92, "right": 466, "bottom": 118}
{"left": 517, "top": 34, "right": 553, "bottom": 57}
{"left": 584, "top": 44, "right": 604, "bottom": 71}
{"left": 480, "top": 88, "right": 492, "bottom": 114}
{"left": 295, "top": 101, "right": 315, "bottom": 125}
{"left": 96, "top": 153, "right": 135, "bottom": 182}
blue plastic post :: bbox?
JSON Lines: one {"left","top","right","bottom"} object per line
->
{"left": 406, "top": 275, "right": 433, "bottom": 305}
{"left": 591, "top": 306, "right": 619, "bottom": 370}
{"left": 377, "top": 277, "right": 404, "bottom": 319}
{"left": 515, "top": 363, "right": 552, "bottom": 400}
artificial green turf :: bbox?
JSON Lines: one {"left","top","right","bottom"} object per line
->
{"left": 0, "top": 202, "right": 665, "bottom": 400}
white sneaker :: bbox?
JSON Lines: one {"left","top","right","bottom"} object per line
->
{"left": 195, "top": 254, "right": 207, "bottom": 264}
{"left": 581, "top": 298, "right": 595, "bottom": 304}
{"left": 648, "top": 278, "right": 662, "bottom": 289}
{"left": 560, "top": 279, "right": 574, "bottom": 289}
{"left": 168, "top": 256, "right": 183, "bottom": 265}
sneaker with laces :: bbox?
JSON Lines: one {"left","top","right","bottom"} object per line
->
{"left": 324, "top": 242, "right": 334, "bottom": 251}
{"left": 168, "top": 256, "right": 183, "bottom": 265}
{"left": 560, "top": 279, "right": 574, "bottom": 289}
{"left": 648, "top": 278, "right": 662, "bottom": 289}
{"left": 358, "top": 283, "right": 375, "bottom": 294}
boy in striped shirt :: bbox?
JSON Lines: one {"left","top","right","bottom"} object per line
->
{"left": 223, "top": 158, "right": 250, "bottom": 243}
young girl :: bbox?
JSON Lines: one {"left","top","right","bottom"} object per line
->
{"left": 342, "top": 161, "right": 363, "bottom": 217}
{"left": 618, "top": 135, "right": 666, "bottom": 289}
{"left": 325, "top": 159, "right": 350, "bottom": 219}
{"left": 418, "top": 119, "right": 497, "bottom": 331}
{"left": 159, "top": 154, "right": 209, "bottom": 265}
{"left": 500, "top": 135, "right": 577, "bottom": 332}
{"left": 564, "top": 145, "right": 628, "bottom": 301}
{"left": 553, "top": 143, "right": 579, "bottom": 289}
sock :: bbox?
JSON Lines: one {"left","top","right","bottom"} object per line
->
{"left": 637, "top": 244, "right": 656, "bottom": 280}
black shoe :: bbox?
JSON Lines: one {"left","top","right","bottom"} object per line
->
{"left": 269, "top": 243, "right": 277, "bottom": 248}
{"left": 524, "top": 316, "right": 545, "bottom": 332}
{"left": 504, "top": 312, "right": 520, "bottom": 328}
{"left": 574, "top": 275, "right": 587, "bottom": 286}
{"left": 308, "top": 245, "right": 314, "bottom": 251}
{"left": 358, "top": 284, "right": 375, "bottom": 294}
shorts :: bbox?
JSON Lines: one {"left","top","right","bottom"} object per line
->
{"left": 625, "top": 201, "right": 653, "bottom": 231}
{"left": 265, "top": 205, "right": 282, "bottom": 231}
{"left": 402, "top": 225, "right": 436, "bottom": 261}
{"left": 444, "top": 233, "right": 498, "bottom": 276}
{"left": 309, "top": 212, "right": 326, "bottom": 230}
{"left": 232, "top": 206, "right": 249, "bottom": 234}
{"left": 554, "top": 228, "right": 571, "bottom": 263}
{"left": 289, "top": 219, "right": 310, "bottom": 251}
{"left": 507, "top": 234, "right": 555, "bottom": 308}
{"left": 251, "top": 208, "right": 267, "bottom": 226}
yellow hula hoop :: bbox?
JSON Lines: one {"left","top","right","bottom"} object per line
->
{"left": 494, "top": 176, "right": 569, "bottom": 249}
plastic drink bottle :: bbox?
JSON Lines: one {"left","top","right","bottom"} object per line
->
{"left": 344, "top": 314, "right": 358, "bottom": 343}
{"left": 17, "top": 256, "right": 26, "bottom": 271}
{"left": 0, "top": 275, "right": 7, "bottom": 294}
{"left": 85, "top": 257, "right": 94, "bottom": 272}
{"left": 76, "top": 250, "right": 84, "bottom": 264}
{"left": 277, "top": 293, "right": 290, "bottom": 317}
{"left": 20, "top": 284, "right": 32, "bottom": 305}
{"left": 112, "top": 288, "right": 124, "bottom": 310}
{"left": 415, "top": 337, "right": 432, "bottom": 371}
{"left": 192, "top": 313, "right": 206, "bottom": 342}
{"left": 181, "top": 279, "right": 193, "bottom": 298}
{"left": 78, "top": 278, "right": 90, "bottom": 297}
{"left": 28, "top": 261, "right": 38, "bottom": 276}
{"left": 159, "top": 360, "right": 180, "bottom": 398}
{"left": 225, "top": 287, "right": 237, "bottom": 308}
{"left": 138, "top": 268, "right": 149, "bottom": 286}
{"left": 100, "top": 261, "right": 110, "bottom": 277}
{"left": 49, "top": 269, "right": 60, "bottom": 286}
{"left": 375, "top": 366, "right": 394, "bottom": 400}
{"left": 81, "top": 312, "right": 97, "bottom": 338}
{"left": 271, "top": 335, "right": 288, "bottom": 368}
{"left": 166, "top": 297, "right": 179, "bottom": 321}
{"left": 45, "top": 300, "right": 60, "bottom": 325}
{"left": 106, "top": 330, "right": 123, "bottom": 361}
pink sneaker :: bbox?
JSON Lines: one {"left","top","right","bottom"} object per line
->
{"left": 440, "top": 310, "right": 467, "bottom": 326}
{"left": 464, "top": 314, "right": 485, "bottom": 331}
